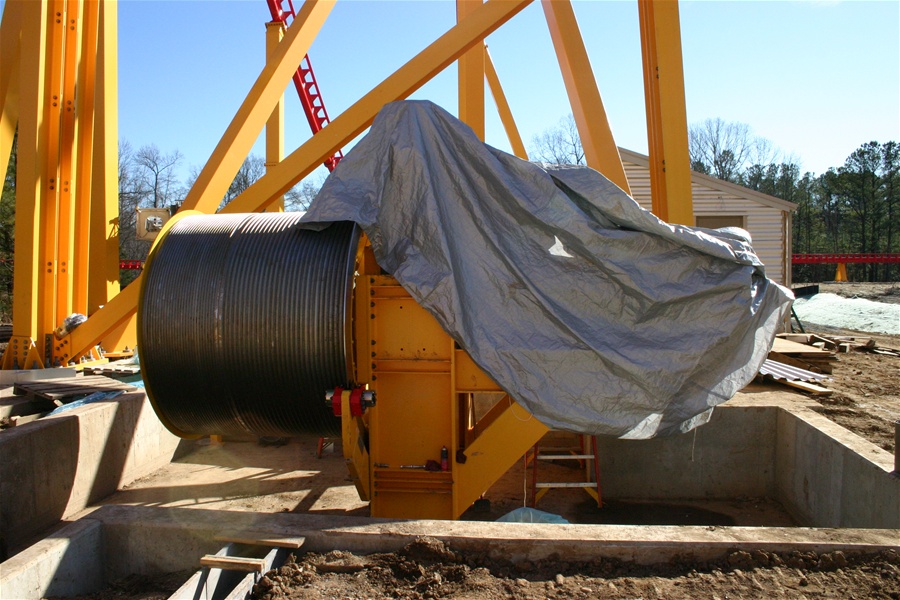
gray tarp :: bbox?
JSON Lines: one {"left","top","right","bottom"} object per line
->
{"left": 302, "top": 101, "right": 793, "bottom": 438}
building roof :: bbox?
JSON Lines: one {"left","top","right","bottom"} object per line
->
{"left": 618, "top": 148, "right": 798, "bottom": 213}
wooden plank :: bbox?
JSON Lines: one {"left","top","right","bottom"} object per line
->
{"left": 215, "top": 532, "right": 306, "bottom": 549}
{"left": 199, "top": 555, "right": 268, "bottom": 573}
{"left": 778, "top": 380, "right": 833, "bottom": 396}
{"left": 777, "top": 333, "right": 811, "bottom": 344}
{"left": 772, "top": 337, "right": 834, "bottom": 355}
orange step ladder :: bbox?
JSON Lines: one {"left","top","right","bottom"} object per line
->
{"left": 529, "top": 432, "right": 602, "bottom": 507}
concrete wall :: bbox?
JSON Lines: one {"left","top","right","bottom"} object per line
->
{"left": 0, "top": 519, "right": 104, "bottom": 598}
{"left": 595, "top": 406, "right": 778, "bottom": 500}
{"left": 595, "top": 403, "right": 899, "bottom": 530}
{"left": 775, "top": 408, "right": 900, "bottom": 529}
{"left": 0, "top": 392, "right": 180, "bottom": 557}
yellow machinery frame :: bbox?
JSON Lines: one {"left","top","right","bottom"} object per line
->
{"left": 334, "top": 240, "right": 550, "bottom": 519}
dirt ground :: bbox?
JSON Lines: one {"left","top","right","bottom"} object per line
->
{"left": 794, "top": 283, "right": 900, "bottom": 453}
{"left": 246, "top": 538, "right": 900, "bottom": 600}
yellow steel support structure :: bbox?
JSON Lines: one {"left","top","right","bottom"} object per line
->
{"left": 1, "top": 0, "right": 698, "bottom": 520}
{"left": 638, "top": 0, "right": 693, "bottom": 225}
{"left": 1, "top": 0, "right": 122, "bottom": 369}
{"left": 2, "top": 0, "right": 48, "bottom": 369}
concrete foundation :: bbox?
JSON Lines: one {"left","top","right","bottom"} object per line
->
{"left": 0, "top": 391, "right": 181, "bottom": 556}
{"left": 594, "top": 402, "right": 899, "bottom": 529}
{"left": 0, "top": 389, "right": 897, "bottom": 598}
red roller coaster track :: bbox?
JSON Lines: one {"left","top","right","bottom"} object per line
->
{"left": 792, "top": 253, "right": 900, "bottom": 264}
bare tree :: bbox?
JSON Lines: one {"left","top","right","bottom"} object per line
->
{"left": 285, "top": 172, "right": 327, "bottom": 212}
{"left": 688, "top": 118, "right": 757, "bottom": 182}
{"left": 530, "top": 114, "right": 585, "bottom": 166}
{"left": 135, "top": 144, "right": 183, "bottom": 208}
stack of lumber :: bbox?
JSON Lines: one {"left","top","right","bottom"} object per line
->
{"left": 763, "top": 334, "right": 837, "bottom": 395}
{"left": 770, "top": 335, "right": 839, "bottom": 374}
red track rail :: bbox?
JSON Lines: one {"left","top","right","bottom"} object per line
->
{"left": 266, "top": 0, "right": 343, "bottom": 171}
{"left": 792, "top": 253, "right": 900, "bottom": 264}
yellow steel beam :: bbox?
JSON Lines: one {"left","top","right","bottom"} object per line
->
{"left": 72, "top": 0, "right": 99, "bottom": 314}
{"left": 223, "top": 0, "right": 532, "bottom": 214}
{"left": 55, "top": 0, "right": 81, "bottom": 328}
{"left": 638, "top": 0, "right": 692, "bottom": 225}
{"left": 453, "top": 400, "right": 547, "bottom": 516}
{"left": 541, "top": 0, "right": 630, "bottom": 194}
{"left": 2, "top": 0, "right": 48, "bottom": 369}
{"left": 457, "top": 0, "right": 485, "bottom": 140}
{"left": 180, "top": 0, "right": 334, "bottom": 215}
{"left": 483, "top": 43, "right": 527, "bottom": 159}
{"left": 88, "top": 0, "right": 119, "bottom": 315}
{"left": 39, "top": 0, "right": 68, "bottom": 359}
{"left": 0, "top": 0, "right": 23, "bottom": 183}
{"left": 264, "top": 20, "right": 285, "bottom": 212}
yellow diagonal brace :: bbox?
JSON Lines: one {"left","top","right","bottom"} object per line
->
{"left": 180, "top": 0, "right": 334, "bottom": 214}
{"left": 222, "top": 0, "right": 532, "bottom": 214}
{"left": 484, "top": 43, "right": 527, "bottom": 160}
{"left": 542, "top": 0, "right": 630, "bottom": 194}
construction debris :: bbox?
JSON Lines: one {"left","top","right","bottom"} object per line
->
{"left": 764, "top": 331, "right": 899, "bottom": 396}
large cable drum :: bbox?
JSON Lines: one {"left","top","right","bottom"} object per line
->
{"left": 138, "top": 213, "right": 360, "bottom": 438}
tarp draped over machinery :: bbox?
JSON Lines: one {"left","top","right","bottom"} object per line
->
{"left": 302, "top": 101, "right": 793, "bottom": 438}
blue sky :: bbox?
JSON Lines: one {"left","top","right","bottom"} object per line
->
{"left": 54, "top": 1, "right": 900, "bottom": 184}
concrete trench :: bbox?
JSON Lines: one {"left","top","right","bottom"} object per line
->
{"left": 0, "top": 386, "right": 897, "bottom": 598}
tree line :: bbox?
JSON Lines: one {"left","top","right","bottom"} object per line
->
{"left": 531, "top": 116, "right": 900, "bottom": 283}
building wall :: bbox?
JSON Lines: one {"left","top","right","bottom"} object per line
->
{"left": 622, "top": 161, "right": 790, "bottom": 286}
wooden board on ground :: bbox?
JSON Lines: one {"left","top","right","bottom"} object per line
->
{"left": 775, "top": 379, "right": 834, "bottom": 396}
{"left": 13, "top": 375, "right": 137, "bottom": 402}
{"left": 772, "top": 337, "right": 835, "bottom": 355}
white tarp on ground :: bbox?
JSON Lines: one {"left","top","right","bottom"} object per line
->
{"left": 793, "top": 293, "right": 900, "bottom": 335}
{"left": 302, "top": 101, "right": 793, "bottom": 438}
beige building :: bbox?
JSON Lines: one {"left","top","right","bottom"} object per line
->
{"left": 620, "top": 148, "right": 797, "bottom": 286}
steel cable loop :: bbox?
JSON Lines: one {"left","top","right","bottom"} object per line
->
{"left": 138, "top": 213, "right": 360, "bottom": 438}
